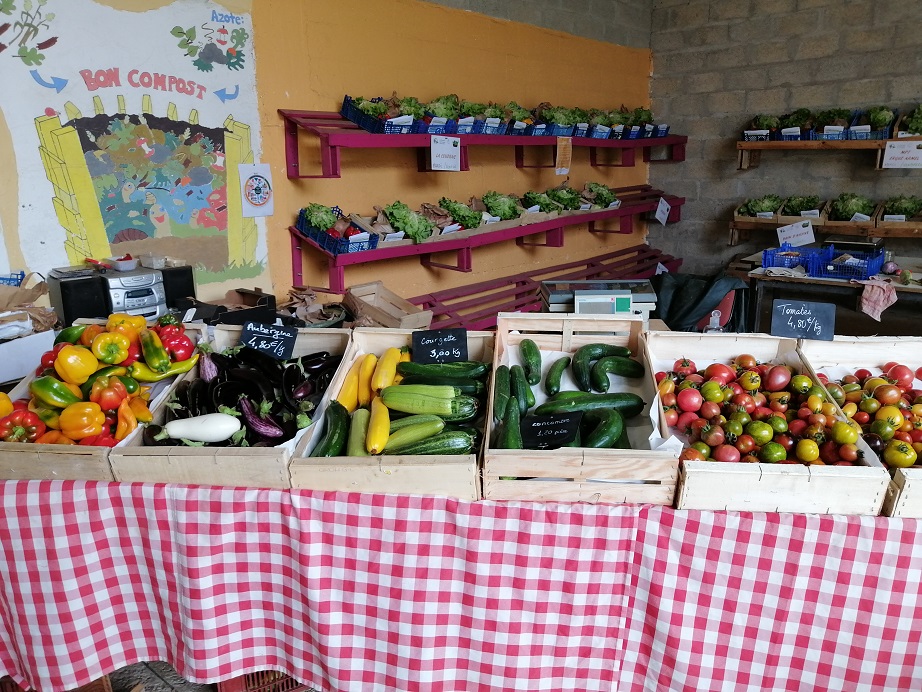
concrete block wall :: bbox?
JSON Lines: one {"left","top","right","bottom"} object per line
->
{"left": 648, "top": 0, "right": 922, "bottom": 274}
{"left": 423, "top": 0, "right": 653, "bottom": 49}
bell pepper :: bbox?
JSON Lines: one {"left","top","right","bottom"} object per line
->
{"left": 114, "top": 398, "right": 138, "bottom": 441}
{"left": 156, "top": 314, "right": 181, "bottom": 328}
{"left": 107, "top": 313, "right": 147, "bottom": 333}
{"left": 0, "top": 392, "right": 13, "bottom": 419}
{"left": 54, "top": 324, "right": 88, "bottom": 345}
{"left": 89, "top": 376, "right": 129, "bottom": 411}
{"left": 79, "top": 430, "right": 118, "bottom": 447}
{"left": 59, "top": 402, "right": 106, "bottom": 441}
{"left": 54, "top": 344, "right": 99, "bottom": 385}
{"left": 119, "top": 341, "right": 141, "bottom": 366}
{"left": 12, "top": 399, "right": 29, "bottom": 412}
{"left": 108, "top": 321, "right": 139, "bottom": 345}
{"left": 138, "top": 328, "right": 171, "bottom": 373}
{"left": 161, "top": 332, "right": 195, "bottom": 361}
{"left": 91, "top": 332, "right": 131, "bottom": 365}
{"left": 80, "top": 366, "right": 128, "bottom": 398}
{"left": 40, "top": 343, "right": 69, "bottom": 371}
{"left": 0, "top": 410, "right": 47, "bottom": 443}
{"left": 156, "top": 323, "right": 185, "bottom": 340}
{"left": 30, "top": 376, "right": 83, "bottom": 408}
{"left": 128, "top": 396, "right": 153, "bottom": 423}
{"left": 129, "top": 352, "right": 199, "bottom": 382}
{"left": 35, "top": 430, "right": 76, "bottom": 445}
{"left": 117, "top": 375, "right": 140, "bottom": 396}
{"left": 28, "top": 400, "right": 61, "bottom": 430}
{"left": 78, "top": 324, "right": 105, "bottom": 347}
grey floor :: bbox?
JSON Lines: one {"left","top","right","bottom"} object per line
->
{"left": 109, "top": 663, "right": 216, "bottom": 692}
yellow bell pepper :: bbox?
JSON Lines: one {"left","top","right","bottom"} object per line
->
{"left": 59, "top": 402, "right": 106, "bottom": 441}
{"left": 91, "top": 332, "right": 131, "bottom": 365}
{"left": 53, "top": 345, "right": 99, "bottom": 385}
{"left": 0, "top": 392, "right": 13, "bottom": 419}
{"left": 107, "top": 313, "right": 147, "bottom": 332}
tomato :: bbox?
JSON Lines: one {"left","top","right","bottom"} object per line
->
{"left": 766, "top": 415, "right": 788, "bottom": 435}
{"left": 737, "top": 370, "right": 761, "bottom": 391}
{"left": 852, "top": 411, "right": 870, "bottom": 425}
{"left": 734, "top": 354, "right": 758, "bottom": 369}
{"left": 873, "top": 384, "right": 903, "bottom": 406}
{"left": 655, "top": 371, "right": 668, "bottom": 384}
{"left": 882, "top": 439, "right": 918, "bottom": 468}
{"left": 817, "top": 373, "right": 829, "bottom": 384}
{"left": 657, "top": 378, "right": 675, "bottom": 396}
{"left": 703, "top": 363, "right": 736, "bottom": 385}
{"left": 673, "top": 358, "right": 697, "bottom": 377}
{"left": 700, "top": 424, "right": 725, "bottom": 447}
{"left": 841, "top": 402, "right": 858, "bottom": 418}
{"left": 764, "top": 365, "right": 793, "bottom": 392}
{"left": 802, "top": 424, "right": 826, "bottom": 443}
{"left": 734, "top": 434, "right": 756, "bottom": 454}
{"left": 854, "top": 368, "right": 873, "bottom": 382}
{"left": 679, "top": 447, "right": 706, "bottom": 461}
{"left": 769, "top": 399, "right": 789, "bottom": 414}
{"left": 823, "top": 382, "right": 846, "bottom": 406}
{"left": 863, "top": 377, "right": 889, "bottom": 393}
{"left": 676, "top": 411, "right": 701, "bottom": 433}
{"left": 914, "top": 442, "right": 922, "bottom": 456}
{"left": 662, "top": 392, "right": 677, "bottom": 409}
{"left": 751, "top": 406, "right": 774, "bottom": 421}
{"left": 745, "top": 420, "right": 774, "bottom": 446}
{"left": 876, "top": 405, "right": 905, "bottom": 429}
{"left": 821, "top": 402, "right": 839, "bottom": 418}
{"left": 869, "top": 419, "right": 895, "bottom": 442}
{"left": 663, "top": 408, "right": 679, "bottom": 427}
{"left": 691, "top": 441, "right": 711, "bottom": 457}
{"left": 859, "top": 397, "right": 880, "bottom": 415}
{"left": 724, "top": 419, "right": 743, "bottom": 440}
{"left": 819, "top": 440, "right": 840, "bottom": 464}
{"left": 796, "top": 439, "right": 820, "bottom": 462}
{"left": 916, "top": 366, "right": 922, "bottom": 382}
{"left": 838, "top": 443, "right": 860, "bottom": 463}
{"left": 729, "top": 410, "right": 752, "bottom": 426}
{"left": 759, "top": 441, "right": 787, "bottom": 463}
{"left": 830, "top": 420, "right": 859, "bottom": 445}
{"left": 689, "top": 418, "right": 710, "bottom": 441}
{"left": 752, "top": 392, "right": 767, "bottom": 407}
{"left": 729, "top": 393, "right": 756, "bottom": 414}
{"left": 888, "top": 364, "right": 915, "bottom": 390}
{"left": 712, "top": 444, "right": 741, "bottom": 463}
{"left": 741, "top": 454, "right": 760, "bottom": 464}
{"left": 787, "top": 418, "right": 807, "bottom": 438}
{"left": 788, "top": 375, "right": 813, "bottom": 394}
{"left": 797, "top": 406, "right": 814, "bottom": 420}
{"left": 911, "top": 428, "right": 922, "bottom": 444}
{"left": 725, "top": 382, "right": 744, "bottom": 398}
{"left": 863, "top": 433, "right": 884, "bottom": 457}
{"left": 676, "top": 388, "right": 703, "bottom": 413}
{"left": 699, "top": 400, "right": 722, "bottom": 420}
{"left": 700, "top": 380, "right": 726, "bottom": 403}
{"left": 807, "top": 413, "right": 828, "bottom": 429}
{"left": 774, "top": 433, "right": 795, "bottom": 452}
{"left": 893, "top": 431, "right": 913, "bottom": 444}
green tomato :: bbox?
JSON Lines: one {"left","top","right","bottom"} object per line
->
{"left": 830, "top": 420, "right": 859, "bottom": 445}
{"left": 745, "top": 420, "right": 774, "bottom": 446}
{"left": 766, "top": 415, "right": 788, "bottom": 434}
{"left": 700, "top": 381, "right": 725, "bottom": 403}
{"left": 789, "top": 375, "right": 813, "bottom": 394}
{"left": 730, "top": 411, "right": 752, "bottom": 427}
{"left": 759, "top": 441, "right": 787, "bottom": 463}
{"left": 806, "top": 385, "right": 828, "bottom": 402}
{"left": 691, "top": 441, "right": 711, "bottom": 457}
{"left": 869, "top": 419, "right": 895, "bottom": 441}
{"left": 724, "top": 419, "right": 744, "bottom": 440}
{"left": 883, "top": 440, "right": 918, "bottom": 468}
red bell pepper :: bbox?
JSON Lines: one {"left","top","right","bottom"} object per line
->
{"left": 156, "top": 324, "right": 185, "bottom": 340}
{"left": 39, "top": 343, "right": 68, "bottom": 372}
{"left": 118, "top": 341, "right": 141, "bottom": 366}
{"left": 78, "top": 430, "right": 119, "bottom": 447}
{"left": 0, "top": 410, "right": 47, "bottom": 443}
{"left": 160, "top": 332, "right": 195, "bottom": 361}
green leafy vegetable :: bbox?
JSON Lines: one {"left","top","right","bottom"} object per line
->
{"left": 353, "top": 97, "right": 388, "bottom": 119}
{"left": 521, "top": 191, "right": 561, "bottom": 213}
{"left": 397, "top": 96, "right": 427, "bottom": 120}
{"left": 426, "top": 94, "right": 460, "bottom": 119}
{"left": 438, "top": 198, "right": 482, "bottom": 229}
{"left": 750, "top": 114, "right": 780, "bottom": 130}
{"left": 460, "top": 100, "right": 487, "bottom": 118}
{"left": 302, "top": 203, "right": 338, "bottom": 231}
{"left": 546, "top": 185, "right": 582, "bottom": 210}
{"left": 482, "top": 191, "right": 522, "bottom": 220}
{"left": 883, "top": 195, "right": 922, "bottom": 217}
{"left": 814, "top": 108, "right": 852, "bottom": 128}
{"left": 482, "top": 102, "right": 506, "bottom": 119}
{"left": 829, "top": 192, "right": 875, "bottom": 221}
{"left": 383, "top": 201, "right": 434, "bottom": 242}
{"left": 904, "top": 105, "right": 922, "bottom": 135}
{"left": 780, "top": 108, "right": 813, "bottom": 129}
{"left": 866, "top": 106, "right": 894, "bottom": 130}
{"left": 783, "top": 196, "right": 820, "bottom": 215}
{"left": 582, "top": 182, "right": 618, "bottom": 208}
{"left": 504, "top": 101, "right": 533, "bottom": 123}
{"left": 627, "top": 107, "right": 653, "bottom": 126}
{"left": 739, "top": 195, "right": 783, "bottom": 217}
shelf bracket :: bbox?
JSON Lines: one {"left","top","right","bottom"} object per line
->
{"left": 643, "top": 141, "right": 686, "bottom": 164}
{"left": 283, "top": 118, "right": 344, "bottom": 179}
{"left": 588, "top": 216, "right": 634, "bottom": 234}
{"left": 514, "top": 145, "right": 558, "bottom": 169}
{"left": 421, "top": 246, "right": 473, "bottom": 273}
{"left": 737, "top": 149, "right": 760, "bottom": 170}
{"left": 516, "top": 226, "right": 565, "bottom": 247}
{"left": 589, "top": 147, "right": 634, "bottom": 168}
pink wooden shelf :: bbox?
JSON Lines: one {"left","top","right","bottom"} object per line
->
{"left": 290, "top": 185, "right": 685, "bottom": 292}
{"left": 279, "top": 109, "right": 688, "bottom": 178}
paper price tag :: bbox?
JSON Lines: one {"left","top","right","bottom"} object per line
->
{"left": 850, "top": 213, "right": 871, "bottom": 222}
{"left": 882, "top": 140, "right": 922, "bottom": 168}
{"left": 655, "top": 198, "right": 671, "bottom": 226}
{"left": 555, "top": 136, "right": 572, "bottom": 175}
{"left": 430, "top": 135, "right": 461, "bottom": 171}
{"left": 776, "top": 220, "right": 815, "bottom": 247}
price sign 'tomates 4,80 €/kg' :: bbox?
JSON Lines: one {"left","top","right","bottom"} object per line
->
{"left": 769, "top": 299, "right": 835, "bottom": 341}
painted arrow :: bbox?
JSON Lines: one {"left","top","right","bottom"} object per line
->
{"left": 214, "top": 85, "right": 239, "bottom": 103}
{"left": 29, "top": 70, "right": 67, "bottom": 92}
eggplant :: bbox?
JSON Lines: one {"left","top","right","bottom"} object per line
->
{"left": 296, "top": 351, "right": 330, "bottom": 369}
{"left": 236, "top": 346, "right": 285, "bottom": 385}
{"left": 227, "top": 367, "right": 277, "bottom": 403}
{"left": 239, "top": 397, "right": 285, "bottom": 438}
{"left": 187, "top": 378, "right": 209, "bottom": 417}
{"left": 212, "top": 380, "right": 253, "bottom": 411}
{"left": 210, "top": 351, "right": 240, "bottom": 374}
{"left": 199, "top": 350, "right": 219, "bottom": 383}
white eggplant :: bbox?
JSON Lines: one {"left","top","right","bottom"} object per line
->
{"left": 163, "top": 413, "right": 241, "bottom": 443}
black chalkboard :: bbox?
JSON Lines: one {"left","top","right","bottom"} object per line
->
{"left": 521, "top": 412, "right": 583, "bottom": 450}
{"left": 239, "top": 321, "right": 299, "bottom": 360}
{"left": 769, "top": 299, "right": 835, "bottom": 341}
{"left": 412, "top": 328, "right": 469, "bottom": 364}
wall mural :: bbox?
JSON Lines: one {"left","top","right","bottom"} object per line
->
{"left": 0, "top": 0, "right": 264, "bottom": 292}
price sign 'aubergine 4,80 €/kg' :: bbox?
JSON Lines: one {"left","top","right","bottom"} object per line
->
{"left": 769, "top": 299, "right": 835, "bottom": 341}
{"left": 240, "top": 321, "right": 299, "bottom": 360}
{"left": 411, "top": 328, "right": 469, "bottom": 364}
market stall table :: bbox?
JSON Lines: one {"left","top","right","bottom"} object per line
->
{"left": 1, "top": 481, "right": 922, "bottom": 692}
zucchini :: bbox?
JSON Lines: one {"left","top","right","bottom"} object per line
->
{"left": 544, "top": 356, "right": 571, "bottom": 397}
{"left": 572, "top": 343, "right": 633, "bottom": 392}
{"left": 346, "top": 409, "right": 371, "bottom": 457}
{"left": 535, "top": 392, "right": 645, "bottom": 419}
{"left": 581, "top": 408, "right": 625, "bottom": 448}
{"left": 613, "top": 427, "right": 632, "bottom": 450}
{"left": 499, "top": 400, "right": 523, "bottom": 449}
{"left": 492, "top": 364, "right": 511, "bottom": 421}
{"left": 510, "top": 364, "right": 534, "bottom": 414}
{"left": 384, "top": 418, "right": 445, "bottom": 451}
{"left": 390, "top": 414, "right": 444, "bottom": 433}
{"left": 439, "top": 395, "right": 480, "bottom": 422}
{"left": 519, "top": 338, "right": 542, "bottom": 386}
{"left": 310, "top": 401, "right": 349, "bottom": 457}
{"left": 398, "top": 375, "right": 485, "bottom": 396}
{"left": 588, "top": 355, "right": 646, "bottom": 392}
{"left": 380, "top": 383, "right": 461, "bottom": 400}
{"left": 396, "top": 360, "right": 490, "bottom": 380}
{"left": 386, "top": 430, "right": 475, "bottom": 456}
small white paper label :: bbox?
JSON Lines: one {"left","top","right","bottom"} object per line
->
{"left": 756, "top": 211, "right": 774, "bottom": 219}
{"left": 441, "top": 223, "right": 462, "bottom": 234}
{"left": 655, "top": 197, "right": 671, "bottom": 226}
{"left": 851, "top": 124, "right": 871, "bottom": 133}
{"left": 608, "top": 200, "right": 622, "bottom": 209}
{"left": 800, "top": 209, "right": 820, "bottom": 218}
{"left": 429, "top": 117, "right": 448, "bottom": 127}
{"left": 579, "top": 203, "right": 592, "bottom": 210}
{"left": 347, "top": 232, "right": 370, "bottom": 243}
{"left": 850, "top": 213, "right": 871, "bottom": 222}
{"left": 485, "top": 117, "right": 501, "bottom": 126}
{"left": 781, "top": 127, "right": 801, "bottom": 136}
{"left": 776, "top": 220, "right": 815, "bottom": 247}
{"left": 383, "top": 231, "right": 406, "bottom": 241}
{"left": 458, "top": 117, "right": 475, "bottom": 124}
{"left": 526, "top": 205, "right": 541, "bottom": 213}
{"left": 823, "top": 125, "right": 845, "bottom": 134}
{"left": 655, "top": 262, "right": 668, "bottom": 275}
{"left": 513, "top": 121, "right": 527, "bottom": 130}
{"left": 629, "top": 125, "right": 641, "bottom": 135}
{"left": 883, "top": 214, "right": 907, "bottom": 222}
{"left": 183, "top": 308, "right": 196, "bottom": 322}
{"left": 387, "top": 115, "right": 414, "bottom": 126}
{"left": 882, "top": 140, "right": 922, "bottom": 168}
{"left": 532, "top": 124, "right": 546, "bottom": 135}
{"left": 430, "top": 135, "right": 461, "bottom": 171}
{"left": 484, "top": 215, "right": 501, "bottom": 223}
{"left": 575, "top": 123, "right": 589, "bottom": 136}
{"left": 594, "top": 125, "right": 611, "bottom": 137}
{"left": 644, "top": 124, "right": 655, "bottom": 135}
{"left": 613, "top": 125, "right": 624, "bottom": 135}
{"left": 745, "top": 129, "right": 770, "bottom": 136}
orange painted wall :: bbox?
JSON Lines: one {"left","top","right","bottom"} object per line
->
{"left": 253, "top": 0, "right": 652, "bottom": 298}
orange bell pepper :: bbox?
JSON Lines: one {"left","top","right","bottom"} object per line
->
{"left": 54, "top": 345, "right": 99, "bottom": 385}
{"left": 114, "top": 398, "right": 138, "bottom": 441}
{"left": 59, "top": 402, "right": 106, "bottom": 440}
{"left": 0, "top": 392, "right": 13, "bottom": 419}
{"left": 35, "top": 430, "right": 77, "bottom": 445}
{"left": 88, "top": 376, "right": 129, "bottom": 411}
{"left": 91, "top": 332, "right": 131, "bottom": 365}
{"left": 128, "top": 396, "right": 153, "bottom": 423}
{"left": 107, "top": 313, "right": 147, "bottom": 333}
{"left": 78, "top": 324, "right": 105, "bottom": 347}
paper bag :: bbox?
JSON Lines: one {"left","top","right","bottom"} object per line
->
{"left": 0, "top": 272, "right": 47, "bottom": 312}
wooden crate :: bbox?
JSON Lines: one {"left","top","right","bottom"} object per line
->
{"left": 645, "top": 331, "right": 889, "bottom": 515}
{"left": 820, "top": 200, "right": 877, "bottom": 236}
{"left": 108, "top": 326, "right": 353, "bottom": 489}
{"left": 344, "top": 281, "right": 433, "bottom": 329}
{"left": 798, "top": 335, "right": 922, "bottom": 517}
{"left": 872, "top": 203, "right": 922, "bottom": 238}
{"left": 481, "top": 313, "right": 679, "bottom": 505}
{"left": 777, "top": 198, "right": 827, "bottom": 227}
{"left": 289, "top": 327, "right": 492, "bottom": 500}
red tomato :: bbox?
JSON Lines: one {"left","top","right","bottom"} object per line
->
{"left": 663, "top": 408, "right": 679, "bottom": 427}
{"left": 816, "top": 372, "right": 828, "bottom": 384}
{"left": 883, "top": 361, "right": 900, "bottom": 374}
{"left": 819, "top": 440, "right": 840, "bottom": 464}
{"left": 734, "top": 354, "right": 758, "bottom": 369}
{"left": 661, "top": 392, "right": 677, "bottom": 408}
{"left": 852, "top": 411, "right": 870, "bottom": 425}
{"left": 673, "top": 358, "right": 697, "bottom": 377}
{"left": 730, "top": 393, "right": 756, "bottom": 414}
{"left": 893, "top": 431, "right": 913, "bottom": 444}
{"left": 916, "top": 366, "right": 922, "bottom": 382}
{"left": 734, "top": 434, "right": 757, "bottom": 454}
{"left": 689, "top": 418, "right": 710, "bottom": 441}
{"left": 774, "top": 433, "right": 795, "bottom": 452}
{"left": 712, "top": 444, "right": 741, "bottom": 463}
{"left": 910, "top": 429, "right": 922, "bottom": 444}
{"left": 700, "top": 425, "right": 725, "bottom": 447}
{"left": 683, "top": 373, "right": 705, "bottom": 385}
{"left": 854, "top": 368, "right": 873, "bottom": 382}
{"left": 838, "top": 443, "right": 860, "bottom": 462}
{"left": 676, "top": 411, "right": 700, "bottom": 433}
{"left": 655, "top": 371, "right": 668, "bottom": 383}
{"left": 726, "top": 382, "right": 744, "bottom": 397}
{"left": 888, "top": 364, "right": 915, "bottom": 390}
{"left": 787, "top": 418, "right": 808, "bottom": 437}
{"left": 874, "top": 384, "right": 903, "bottom": 406}
{"left": 751, "top": 406, "right": 774, "bottom": 421}
{"left": 676, "top": 388, "right": 703, "bottom": 412}
{"left": 763, "top": 365, "right": 793, "bottom": 392}
{"left": 699, "top": 400, "right": 722, "bottom": 420}
{"left": 704, "top": 363, "right": 736, "bottom": 385}
{"left": 679, "top": 447, "right": 706, "bottom": 461}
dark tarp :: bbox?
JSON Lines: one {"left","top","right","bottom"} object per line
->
{"left": 651, "top": 272, "right": 749, "bottom": 332}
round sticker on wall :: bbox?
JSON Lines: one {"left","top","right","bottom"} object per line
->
{"left": 244, "top": 173, "right": 272, "bottom": 207}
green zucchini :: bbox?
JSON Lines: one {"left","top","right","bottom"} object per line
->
{"left": 544, "top": 356, "right": 571, "bottom": 397}
{"left": 499, "top": 400, "right": 523, "bottom": 449}
{"left": 581, "top": 408, "right": 625, "bottom": 448}
{"left": 346, "top": 409, "right": 371, "bottom": 457}
{"left": 310, "top": 401, "right": 349, "bottom": 457}
{"left": 386, "top": 430, "right": 475, "bottom": 456}
{"left": 588, "top": 355, "right": 646, "bottom": 392}
{"left": 613, "top": 427, "right": 632, "bottom": 450}
{"left": 389, "top": 414, "right": 444, "bottom": 433}
{"left": 381, "top": 383, "right": 461, "bottom": 400}
{"left": 572, "top": 343, "right": 633, "bottom": 392}
{"left": 384, "top": 418, "right": 445, "bottom": 451}
{"left": 398, "top": 375, "right": 485, "bottom": 396}
{"left": 535, "top": 392, "right": 645, "bottom": 419}
{"left": 396, "top": 360, "right": 490, "bottom": 380}
{"left": 510, "top": 364, "right": 534, "bottom": 414}
{"left": 381, "top": 389, "right": 479, "bottom": 421}
{"left": 439, "top": 395, "right": 480, "bottom": 422}
{"left": 492, "top": 364, "right": 511, "bottom": 421}
{"left": 519, "top": 338, "right": 542, "bottom": 386}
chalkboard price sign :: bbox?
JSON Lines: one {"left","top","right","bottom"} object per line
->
{"left": 521, "top": 412, "right": 583, "bottom": 450}
{"left": 769, "top": 300, "right": 835, "bottom": 341}
{"left": 240, "top": 321, "right": 299, "bottom": 360}
{"left": 412, "top": 328, "right": 469, "bottom": 364}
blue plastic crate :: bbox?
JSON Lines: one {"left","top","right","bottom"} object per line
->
{"left": 420, "top": 116, "right": 458, "bottom": 135}
{"left": 480, "top": 119, "right": 509, "bottom": 135}
{"left": 507, "top": 121, "right": 533, "bottom": 136}
{"left": 573, "top": 123, "right": 590, "bottom": 138}
{"left": 621, "top": 125, "right": 643, "bottom": 140}
{"left": 587, "top": 124, "right": 614, "bottom": 139}
{"left": 807, "top": 244, "right": 884, "bottom": 281}
{"left": 340, "top": 96, "right": 423, "bottom": 135}
{"left": 0, "top": 271, "right": 25, "bottom": 287}
{"left": 810, "top": 111, "right": 856, "bottom": 141}
{"left": 848, "top": 109, "right": 898, "bottom": 140}
{"left": 296, "top": 206, "right": 379, "bottom": 255}
{"left": 762, "top": 243, "right": 829, "bottom": 270}
{"left": 542, "top": 123, "right": 575, "bottom": 137}
{"left": 652, "top": 124, "right": 671, "bottom": 138}
{"left": 742, "top": 131, "right": 773, "bottom": 142}
{"left": 455, "top": 119, "right": 482, "bottom": 135}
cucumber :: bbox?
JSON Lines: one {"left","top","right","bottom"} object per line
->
{"left": 492, "top": 364, "right": 511, "bottom": 421}
{"left": 613, "top": 427, "right": 632, "bottom": 450}
{"left": 519, "top": 338, "right": 542, "bottom": 386}
{"left": 588, "top": 355, "right": 646, "bottom": 392}
{"left": 384, "top": 418, "right": 445, "bottom": 451}
{"left": 386, "top": 430, "right": 475, "bottom": 456}
{"left": 510, "top": 364, "right": 534, "bottom": 414}
{"left": 390, "top": 414, "right": 444, "bottom": 433}
{"left": 544, "top": 356, "right": 571, "bottom": 397}
{"left": 499, "top": 400, "right": 523, "bottom": 449}
{"left": 346, "top": 409, "right": 371, "bottom": 456}
{"left": 534, "top": 392, "right": 645, "bottom": 419}
{"left": 396, "top": 361, "right": 490, "bottom": 380}
{"left": 572, "top": 343, "right": 633, "bottom": 392}
{"left": 581, "top": 408, "right": 625, "bottom": 448}
{"left": 310, "top": 401, "right": 349, "bottom": 457}
{"left": 564, "top": 427, "right": 582, "bottom": 448}
{"left": 398, "top": 375, "right": 485, "bottom": 396}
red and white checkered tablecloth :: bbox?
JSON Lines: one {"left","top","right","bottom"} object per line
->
{"left": 2, "top": 482, "right": 922, "bottom": 692}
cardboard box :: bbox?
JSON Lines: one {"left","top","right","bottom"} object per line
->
{"left": 175, "top": 288, "right": 277, "bottom": 325}
{"left": 0, "top": 328, "right": 54, "bottom": 384}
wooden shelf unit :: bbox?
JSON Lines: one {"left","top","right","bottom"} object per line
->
{"left": 736, "top": 139, "right": 897, "bottom": 170}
